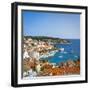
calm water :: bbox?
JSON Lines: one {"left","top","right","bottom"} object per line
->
{"left": 41, "top": 39, "right": 80, "bottom": 64}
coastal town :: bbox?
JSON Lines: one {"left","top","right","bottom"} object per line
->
{"left": 23, "top": 36, "right": 80, "bottom": 78}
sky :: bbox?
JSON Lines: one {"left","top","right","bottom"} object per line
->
{"left": 22, "top": 11, "right": 80, "bottom": 39}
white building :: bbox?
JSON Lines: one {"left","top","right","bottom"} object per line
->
{"left": 23, "top": 51, "right": 29, "bottom": 59}
{"left": 29, "top": 51, "right": 40, "bottom": 60}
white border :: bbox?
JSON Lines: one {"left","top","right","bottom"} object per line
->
{"left": 17, "top": 5, "right": 86, "bottom": 84}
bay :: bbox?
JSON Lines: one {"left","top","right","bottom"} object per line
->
{"left": 40, "top": 39, "right": 80, "bottom": 64}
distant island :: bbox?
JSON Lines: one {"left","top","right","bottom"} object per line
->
{"left": 24, "top": 36, "right": 70, "bottom": 44}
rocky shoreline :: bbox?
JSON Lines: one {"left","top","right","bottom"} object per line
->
{"left": 23, "top": 58, "right": 80, "bottom": 77}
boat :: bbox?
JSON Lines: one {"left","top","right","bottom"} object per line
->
{"left": 59, "top": 55, "right": 63, "bottom": 58}
{"left": 59, "top": 48, "right": 64, "bottom": 52}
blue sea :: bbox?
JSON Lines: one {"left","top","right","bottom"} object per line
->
{"left": 41, "top": 39, "right": 80, "bottom": 64}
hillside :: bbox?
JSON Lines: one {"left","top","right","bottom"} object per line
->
{"left": 24, "top": 36, "right": 70, "bottom": 44}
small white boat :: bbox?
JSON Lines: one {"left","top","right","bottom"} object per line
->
{"left": 59, "top": 48, "right": 64, "bottom": 52}
{"left": 63, "top": 51, "right": 68, "bottom": 54}
{"left": 59, "top": 55, "right": 63, "bottom": 58}
{"left": 74, "top": 55, "right": 78, "bottom": 58}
